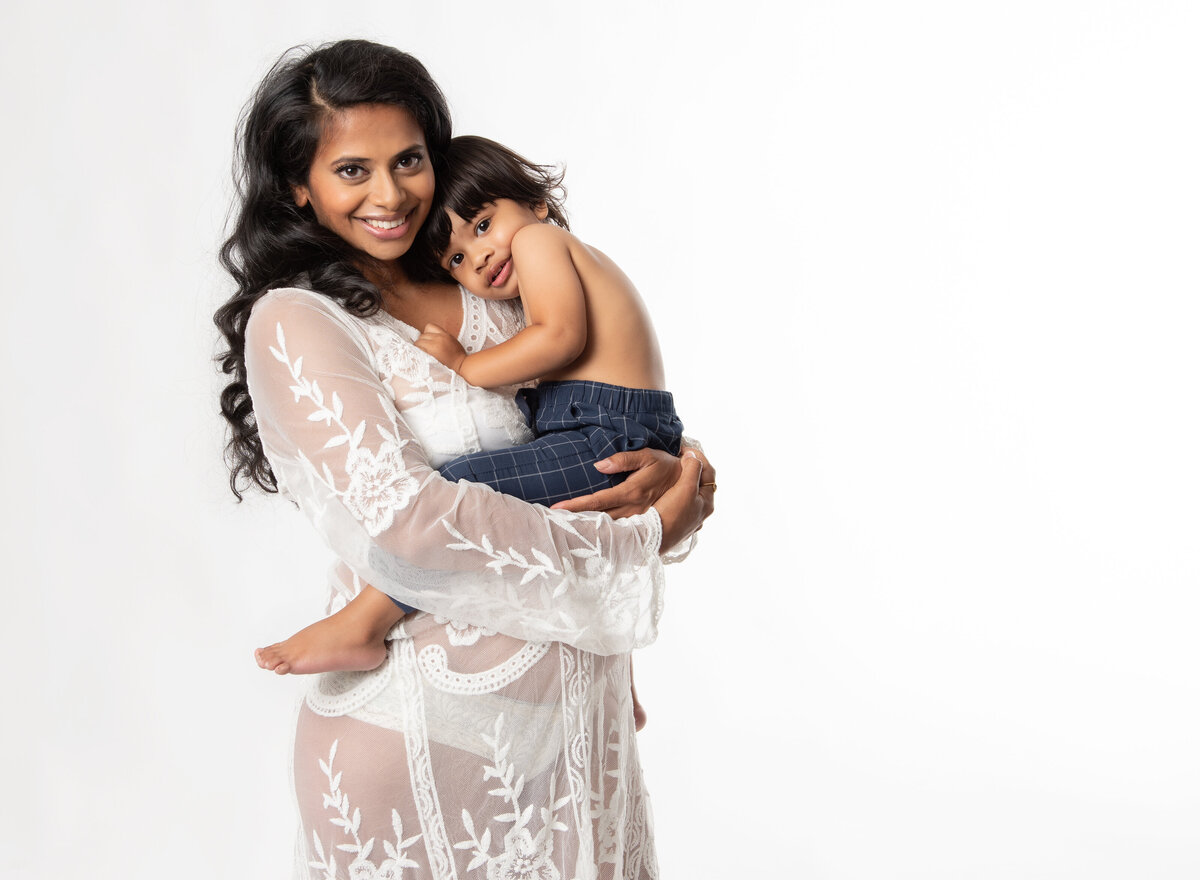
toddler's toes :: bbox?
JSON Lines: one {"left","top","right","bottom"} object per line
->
{"left": 274, "top": 661, "right": 292, "bottom": 675}
{"left": 256, "top": 645, "right": 286, "bottom": 671}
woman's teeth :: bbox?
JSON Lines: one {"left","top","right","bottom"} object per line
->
{"left": 364, "top": 216, "right": 406, "bottom": 229}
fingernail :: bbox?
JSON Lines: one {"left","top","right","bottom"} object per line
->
{"left": 683, "top": 451, "right": 699, "bottom": 461}
{"left": 594, "top": 461, "right": 613, "bottom": 471}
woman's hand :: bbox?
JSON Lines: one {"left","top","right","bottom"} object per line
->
{"left": 653, "top": 449, "right": 716, "bottom": 551}
{"left": 550, "top": 448, "right": 683, "bottom": 518}
{"left": 549, "top": 444, "right": 717, "bottom": 552}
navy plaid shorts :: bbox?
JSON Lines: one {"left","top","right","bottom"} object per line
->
{"left": 390, "top": 381, "right": 683, "bottom": 612}
{"left": 438, "top": 380, "right": 684, "bottom": 507}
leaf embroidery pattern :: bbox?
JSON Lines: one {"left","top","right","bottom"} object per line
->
{"left": 309, "top": 739, "right": 424, "bottom": 879}
{"left": 453, "top": 715, "right": 570, "bottom": 878}
{"left": 271, "top": 323, "right": 418, "bottom": 536}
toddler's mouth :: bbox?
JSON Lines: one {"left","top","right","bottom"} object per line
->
{"left": 489, "top": 258, "right": 512, "bottom": 287}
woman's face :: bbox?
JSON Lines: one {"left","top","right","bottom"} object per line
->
{"left": 293, "top": 103, "right": 435, "bottom": 264}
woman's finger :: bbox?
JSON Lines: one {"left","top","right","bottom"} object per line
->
{"left": 551, "top": 487, "right": 623, "bottom": 513}
{"left": 592, "top": 450, "right": 652, "bottom": 475}
{"left": 680, "top": 450, "right": 703, "bottom": 486}
{"left": 550, "top": 490, "right": 643, "bottom": 518}
{"left": 685, "top": 447, "right": 715, "bottom": 492}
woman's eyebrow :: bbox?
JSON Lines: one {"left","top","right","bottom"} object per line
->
{"left": 325, "top": 144, "right": 424, "bottom": 166}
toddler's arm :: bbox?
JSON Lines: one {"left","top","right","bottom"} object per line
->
{"left": 418, "top": 224, "right": 586, "bottom": 387}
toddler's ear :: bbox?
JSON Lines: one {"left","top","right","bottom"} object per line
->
{"left": 534, "top": 200, "right": 549, "bottom": 221}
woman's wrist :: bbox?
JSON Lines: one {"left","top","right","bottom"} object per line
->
{"left": 652, "top": 449, "right": 716, "bottom": 550}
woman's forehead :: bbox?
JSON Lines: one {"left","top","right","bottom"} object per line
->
{"left": 314, "top": 104, "right": 424, "bottom": 157}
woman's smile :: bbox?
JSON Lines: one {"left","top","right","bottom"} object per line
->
{"left": 358, "top": 211, "right": 415, "bottom": 240}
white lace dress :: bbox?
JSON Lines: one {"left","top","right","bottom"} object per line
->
{"left": 245, "top": 286, "right": 669, "bottom": 880}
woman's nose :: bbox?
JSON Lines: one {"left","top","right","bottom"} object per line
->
{"left": 371, "top": 172, "right": 404, "bottom": 210}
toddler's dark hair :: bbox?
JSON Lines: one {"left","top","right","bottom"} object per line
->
{"left": 424, "top": 136, "right": 568, "bottom": 263}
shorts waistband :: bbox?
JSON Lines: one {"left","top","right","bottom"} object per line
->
{"left": 531, "top": 380, "right": 676, "bottom": 414}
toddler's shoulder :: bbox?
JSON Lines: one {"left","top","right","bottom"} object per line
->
{"left": 511, "top": 222, "right": 576, "bottom": 253}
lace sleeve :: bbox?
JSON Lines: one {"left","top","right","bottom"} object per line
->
{"left": 244, "top": 288, "right": 665, "bottom": 654}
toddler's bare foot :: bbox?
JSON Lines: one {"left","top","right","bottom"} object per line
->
{"left": 254, "top": 587, "right": 406, "bottom": 675}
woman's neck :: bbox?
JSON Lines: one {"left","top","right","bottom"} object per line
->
{"left": 364, "top": 259, "right": 462, "bottom": 333}
{"left": 363, "top": 258, "right": 410, "bottom": 300}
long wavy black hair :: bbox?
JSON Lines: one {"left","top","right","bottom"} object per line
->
{"left": 215, "top": 40, "right": 452, "bottom": 498}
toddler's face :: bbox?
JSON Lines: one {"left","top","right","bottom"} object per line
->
{"left": 441, "top": 198, "right": 548, "bottom": 299}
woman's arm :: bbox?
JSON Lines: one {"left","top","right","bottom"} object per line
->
{"left": 245, "top": 289, "right": 704, "bottom": 654}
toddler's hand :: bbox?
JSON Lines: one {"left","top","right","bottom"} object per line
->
{"left": 416, "top": 323, "right": 467, "bottom": 372}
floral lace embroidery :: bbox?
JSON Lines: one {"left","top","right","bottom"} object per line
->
{"left": 343, "top": 444, "right": 420, "bottom": 536}
{"left": 417, "top": 641, "right": 551, "bottom": 695}
{"left": 365, "top": 323, "right": 452, "bottom": 408}
{"left": 368, "top": 324, "right": 424, "bottom": 380}
{"left": 433, "top": 615, "right": 497, "bottom": 647}
{"left": 307, "top": 740, "right": 425, "bottom": 879}
{"left": 306, "top": 649, "right": 396, "bottom": 718}
{"left": 483, "top": 298, "right": 525, "bottom": 349}
{"left": 454, "top": 714, "right": 570, "bottom": 880}
{"left": 272, "top": 324, "right": 418, "bottom": 537}
{"left": 394, "top": 638, "right": 459, "bottom": 880}
{"left": 558, "top": 647, "right": 595, "bottom": 871}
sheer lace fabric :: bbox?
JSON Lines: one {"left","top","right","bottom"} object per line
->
{"left": 245, "top": 287, "right": 664, "bottom": 879}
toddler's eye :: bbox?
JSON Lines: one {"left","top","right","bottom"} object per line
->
{"left": 448, "top": 253, "right": 463, "bottom": 269}
{"left": 475, "top": 219, "right": 490, "bottom": 235}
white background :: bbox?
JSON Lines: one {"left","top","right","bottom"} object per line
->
{"left": 2, "top": 1, "right": 1198, "bottom": 877}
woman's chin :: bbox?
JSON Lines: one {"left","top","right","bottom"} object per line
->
{"left": 353, "top": 234, "right": 417, "bottom": 264}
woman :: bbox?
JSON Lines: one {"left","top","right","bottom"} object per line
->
{"left": 216, "top": 40, "right": 713, "bottom": 879}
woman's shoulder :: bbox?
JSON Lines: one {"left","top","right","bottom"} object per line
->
{"left": 253, "top": 285, "right": 338, "bottom": 315}
{"left": 247, "top": 286, "right": 372, "bottom": 350}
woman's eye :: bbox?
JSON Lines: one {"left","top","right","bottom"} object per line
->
{"left": 396, "top": 153, "right": 422, "bottom": 170}
{"left": 475, "top": 219, "right": 490, "bottom": 235}
{"left": 337, "top": 164, "right": 365, "bottom": 180}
